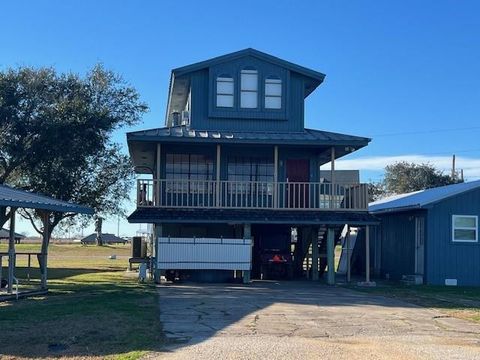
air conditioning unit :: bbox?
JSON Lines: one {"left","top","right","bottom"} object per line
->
{"left": 171, "top": 112, "right": 181, "bottom": 126}
{"left": 181, "top": 111, "right": 190, "bottom": 125}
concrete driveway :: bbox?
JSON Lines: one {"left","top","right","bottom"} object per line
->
{"left": 154, "top": 281, "right": 480, "bottom": 359}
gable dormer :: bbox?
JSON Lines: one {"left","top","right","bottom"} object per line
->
{"left": 166, "top": 48, "right": 325, "bottom": 132}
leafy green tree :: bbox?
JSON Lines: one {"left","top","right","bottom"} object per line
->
{"left": 0, "top": 65, "right": 148, "bottom": 242}
{"left": 368, "top": 181, "right": 387, "bottom": 202}
{"left": 383, "top": 161, "right": 461, "bottom": 194}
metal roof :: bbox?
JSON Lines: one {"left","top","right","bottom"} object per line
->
{"left": 172, "top": 48, "right": 326, "bottom": 82}
{"left": 0, "top": 184, "right": 94, "bottom": 214}
{"left": 369, "top": 180, "right": 480, "bottom": 214}
{"left": 81, "top": 233, "right": 126, "bottom": 244}
{"left": 128, "top": 208, "right": 379, "bottom": 226}
{"left": 0, "top": 228, "right": 25, "bottom": 239}
{"left": 127, "top": 125, "right": 370, "bottom": 146}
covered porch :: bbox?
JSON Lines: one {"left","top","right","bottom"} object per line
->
{"left": 128, "top": 127, "right": 371, "bottom": 212}
{"left": 0, "top": 184, "right": 93, "bottom": 301}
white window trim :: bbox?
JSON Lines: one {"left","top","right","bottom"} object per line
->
{"left": 265, "top": 77, "right": 282, "bottom": 109}
{"left": 216, "top": 75, "right": 234, "bottom": 108}
{"left": 240, "top": 69, "right": 258, "bottom": 109}
{"left": 452, "top": 215, "right": 478, "bottom": 243}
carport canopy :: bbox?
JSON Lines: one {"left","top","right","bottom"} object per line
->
{"left": 0, "top": 184, "right": 93, "bottom": 296}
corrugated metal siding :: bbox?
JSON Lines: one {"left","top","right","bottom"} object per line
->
{"left": 426, "top": 188, "right": 480, "bottom": 286}
{"left": 157, "top": 237, "right": 252, "bottom": 270}
{"left": 377, "top": 211, "right": 420, "bottom": 279}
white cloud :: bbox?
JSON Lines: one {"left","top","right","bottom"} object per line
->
{"left": 322, "top": 155, "right": 480, "bottom": 179}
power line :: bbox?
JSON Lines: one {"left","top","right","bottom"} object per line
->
{"left": 412, "top": 148, "right": 480, "bottom": 156}
{"left": 371, "top": 126, "right": 480, "bottom": 137}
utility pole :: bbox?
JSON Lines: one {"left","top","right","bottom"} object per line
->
{"left": 117, "top": 216, "right": 120, "bottom": 237}
{"left": 451, "top": 154, "right": 456, "bottom": 180}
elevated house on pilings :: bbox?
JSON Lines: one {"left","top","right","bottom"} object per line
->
{"left": 127, "top": 48, "right": 378, "bottom": 284}
{"left": 0, "top": 184, "right": 93, "bottom": 300}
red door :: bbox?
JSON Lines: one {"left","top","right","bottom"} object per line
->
{"left": 286, "top": 159, "right": 309, "bottom": 208}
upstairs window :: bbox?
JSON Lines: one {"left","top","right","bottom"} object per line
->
{"left": 216, "top": 74, "right": 234, "bottom": 108}
{"left": 265, "top": 76, "right": 282, "bottom": 109}
{"left": 166, "top": 153, "right": 214, "bottom": 193}
{"left": 452, "top": 215, "right": 478, "bottom": 242}
{"left": 227, "top": 156, "right": 274, "bottom": 195}
{"left": 240, "top": 68, "right": 258, "bottom": 108}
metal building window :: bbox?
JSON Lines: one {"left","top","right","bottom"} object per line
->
{"left": 452, "top": 215, "right": 478, "bottom": 242}
{"left": 216, "top": 74, "right": 234, "bottom": 108}
{"left": 240, "top": 68, "right": 258, "bottom": 108}
{"left": 265, "top": 76, "right": 282, "bottom": 109}
{"left": 227, "top": 157, "right": 274, "bottom": 194}
{"left": 166, "top": 154, "right": 214, "bottom": 192}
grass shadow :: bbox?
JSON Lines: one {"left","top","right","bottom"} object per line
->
{"left": 0, "top": 267, "right": 164, "bottom": 359}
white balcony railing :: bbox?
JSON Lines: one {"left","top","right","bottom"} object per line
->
{"left": 137, "top": 179, "right": 369, "bottom": 211}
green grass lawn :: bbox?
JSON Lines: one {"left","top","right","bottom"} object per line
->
{"left": 350, "top": 281, "right": 480, "bottom": 323}
{"left": 0, "top": 244, "right": 164, "bottom": 359}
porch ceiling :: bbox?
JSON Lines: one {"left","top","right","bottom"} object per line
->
{"left": 127, "top": 208, "right": 379, "bottom": 226}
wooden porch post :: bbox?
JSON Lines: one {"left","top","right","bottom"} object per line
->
{"left": 7, "top": 207, "right": 16, "bottom": 294}
{"left": 40, "top": 211, "right": 49, "bottom": 290}
{"left": 216, "top": 144, "right": 221, "bottom": 207}
{"left": 330, "top": 147, "right": 335, "bottom": 208}
{"left": 357, "top": 225, "right": 376, "bottom": 287}
{"left": 327, "top": 228, "right": 335, "bottom": 285}
{"left": 243, "top": 223, "right": 251, "bottom": 284}
{"left": 156, "top": 143, "right": 161, "bottom": 206}
{"left": 311, "top": 227, "right": 319, "bottom": 281}
{"left": 273, "top": 145, "right": 278, "bottom": 208}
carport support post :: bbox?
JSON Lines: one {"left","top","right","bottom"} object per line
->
{"left": 40, "top": 211, "right": 49, "bottom": 290}
{"left": 311, "top": 227, "right": 319, "bottom": 281}
{"left": 327, "top": 228, "right": 335, "bottom": 285}
{"left": 243, "top": 223, "right": 251, "bottom": 284}
{"left": 365, "top": 225, "right": 370, "bottom": 283}
{"left": 346, "top": 226, "right": 351, "bottom": 283}
{"left": 7, "top": 207, "right": 16, "bottom": 294}
{"left": 153, "top": 223, "right": 162, "bottom": 283}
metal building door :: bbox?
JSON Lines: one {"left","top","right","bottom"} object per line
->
{"left": 415, "top": 217, "right": 425, "bottom": 275}
{"left": 286, "top": 159, "right": 309, "bottom": 208}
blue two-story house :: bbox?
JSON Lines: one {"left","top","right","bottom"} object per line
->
{"left": 127, "top": 48, "right": 377, "bottom": 284}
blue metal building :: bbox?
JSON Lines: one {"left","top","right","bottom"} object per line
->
{"left": 369, "top": 181, "right": 480, "bottom": 286}
{"left": 127, "top": 48, "right": 377, "bottom": 283}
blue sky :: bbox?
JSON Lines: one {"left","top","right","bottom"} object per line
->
{"left": 2, "top": 1, "right": 479, "bottom": 236}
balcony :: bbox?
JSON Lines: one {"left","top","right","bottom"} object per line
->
{"left": 136, "top": 179, "right": 369, "bottom": 211}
